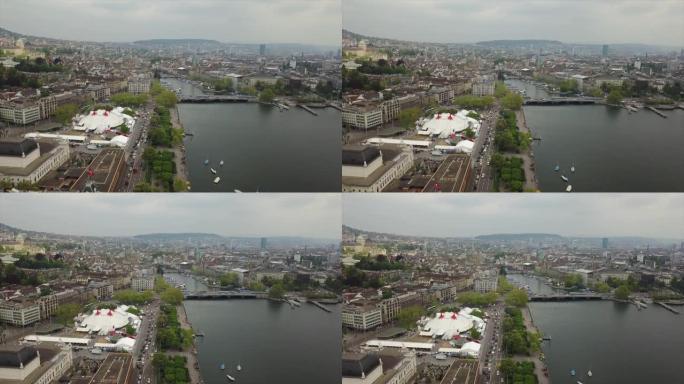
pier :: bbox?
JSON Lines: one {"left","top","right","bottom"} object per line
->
{"left": 655, "top": 301, "right": 680, "bottom": 314}
{"left": 298, "top": 104, "right": 318, "bottom": 116}
{"left": 308, "top": 300, "right": 332, "bottom": 313}
{"left": 646, "top": 106, "right": 668, "bottom": 118}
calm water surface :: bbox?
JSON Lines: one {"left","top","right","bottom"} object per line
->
{"left": 506, "top": 79, "right": 684, "bottom": 192}
{"left": 508, "top": 274, "right": 684, "bottom": 384}
{"left": 164, "top": 78, "right": 341, "bottom": 192}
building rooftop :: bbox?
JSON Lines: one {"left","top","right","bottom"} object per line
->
{"left": 0, "top": 138, "right": 38, "bottom": 157}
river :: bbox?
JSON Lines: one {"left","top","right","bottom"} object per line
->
{"left": 506, "top": 79, "right": 684, "bottom": 192}
{"left": 507, "top": 274, "right": 684, "bottom": 384}
{"left": 164, "top": 273, "right": 341, "bottom": 384}
{"left": 162, "top": 78, "right": 341, "bottom": 192}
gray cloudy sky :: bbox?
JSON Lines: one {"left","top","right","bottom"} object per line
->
{"left": 343, "top": 0, "right": 684, "bottom": 46}
{"left": 0, "top": 0, "right": 340, "bottom": 45}
{"left": 343, "top": 194, "right": 684, "bottom": 239}
{"left": 0, "top": 194, "right": 340, "bottom": 239}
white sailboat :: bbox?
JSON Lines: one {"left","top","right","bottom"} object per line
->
{"left": 210, "top": 168, "right": 217, "bottom": 174}
{"left": 226, "top": 374, "right": 235, "bottom": 382}
{"left": 213, "top": 177, "right": 221, "bottom": 184}
{"left": 566, "top": 185, "right": 572, "bottom": 192}
{"left": 237, "top": 364, "right": 242, "bottom": 371}
{"left": 219, "top": 160, "right": 225, "bottom": 166}
{"left": 561, "top": 175, "right": 569, "bottom": 182}
{"left": 587, "top": 370, "right": 593, "bottom": 377}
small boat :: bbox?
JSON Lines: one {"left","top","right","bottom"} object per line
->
{"left": 571, "top": 164, "right": 575, "bottom": 172}
{"left": 577, "top": 381, "right": 583, "bottom": 384}
{"left": 226, "top": 374, "right": 235, "bottom": 382}
{"left": 219, "top": 160, "right": 224, "bottom": 166}
{"left": 566, "top": 185, "right": 572, "bottom": 192}
{"left": 554, "top": 164, "right": 560, "bottom": 172}
{"left": 204, "top": 159, "right": 209, "bottom": 165}
{"left": 561, "top": 175, "right": 568, "bottom": 182}
{"left": 570, "top": 369, "right": 576, "bottom": 376}
{"left": 587, "top": 370, "right": 593, "bottom": 377}
{"left": 220, "top": 363, "right": 225, "bottom": 370}
{"left": 234, "top": 189, "right": 242, "bottom": 193}
{"left": 213, "top": 177, "right": 221, "bottom": 184}
{"left": 210, "top": 168, "right": 217, "bottom": 174}
{"left": 237, "top": 364, "right": 242, "bottom": 371}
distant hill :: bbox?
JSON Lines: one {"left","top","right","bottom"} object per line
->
{"left": 475, "top": 233, "right": 564, "bottom": 242}
{"left": 133, "top": 38, "right": 221, "bottom": 45}
{"left": 476, "top": 39, "right": 564, "bottom": 47}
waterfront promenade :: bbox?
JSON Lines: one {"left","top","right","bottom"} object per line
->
{"left": 171, "top": 106, "right": 189, "bottom": 187}
{"left": 519, "top": 307, "right": 549, "bottom": 384}
{"left": 176, "top": 304, "right": 203, "bottom": 384}
{"left": 515, "top": 110, "right": 539, "bottom": 191}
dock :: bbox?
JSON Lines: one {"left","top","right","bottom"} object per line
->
{"left": 308, "top": 300, "right": 332, "bottom": 313}
{"left": 646, "top": 106, "right": 667, "bottom": 118}
{"left": 298, "top": 104, "right": 318, "bottom": 116}
{"left": 655, "top": 301, "right": 680, "bottom": 314}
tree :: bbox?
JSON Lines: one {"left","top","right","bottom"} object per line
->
{"left": 505, "top": 289, "right": 529, "bottom": 307}
{"left": 161, "top": 287, "right": 183, "bottom": 305}
{"left": 606, "top": 89, "right": 623, "bottom": 105}
{"left": 501, "top": 92, "right": 523, "bottom": 110}
{"left": 397, "top": 305, "right": 425, "bottom": 329}
{"left": 268, "top": 282, "right": 285, "bottom": 299}
{"left": 155, "top": 89, "right": 178, "bottom": 108}
{"left": 54, "top": 103, "right": 79, "bottom": 126}
{"left": 470, "top": 327, "right": 482, "bottom": 340}
{"left": 258, "top": 88, "right": 275, "bottom": 103}
{"left": 219, "top": 272, "right": 240, "bottom": 288}
{"left": 463, "top": 127, "right": 476, "bottom": 139}
{"left": 614, "top": 285, "right": 631, "bottom": 300}
{"left": 593, "top": 282, "right": 611, "bottom": 293}
{"left": 56, "top": 303, "right": 81, "bottom": 326}
{"left": 398, "top": 107, "right": 421, "bottom": 129}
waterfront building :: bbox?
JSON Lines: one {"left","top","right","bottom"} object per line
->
{"left": 131, "top": 275, "right": 154, "bottom": 292}
{"left": 473, "top": 276, "right": 498, "bottom": 293}
{"left": 0, "top": 299, "right": 41, "bottom": 326}
{"left": 0, "top": 345, "right": 73, "bottom": 384}
{"left": 0, "top": 138, "right": 70, "bottom": 185}
{"left": 377, "top": 292, "right": 421, "bottom": 324}
{"left": 342, "top": 104, "right": 383, "bottom": 130}
{"left": 342, "top": 145, "right": 414, "bottom": 192}
{"left": 471, "top": 79, "right": 495, "bottom": 96}
{"left": 86, "top": 84, "right": 111, "bottom": 101}
{"left": 0, "top": 100, "right": 41, "bottom": 125}
{"left": 127, "top": 74, "right": 150, "bottom": 94}
{"left": 342, "top": 303, "right": 382, "bottom": 331}
{"left": 87, "top": 281, "right": 113, "bottom": 300}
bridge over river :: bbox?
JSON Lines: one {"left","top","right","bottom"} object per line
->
{"left": 529, "top": 293, "right": 605, "bottom": 301}
{"left": 179, "top": 94, "right": 257, "bottom": 103}
{"left": 183, "top": 290, "right": 266, "bottom": 300}
{"left": 524, "top": 97, "right": 602, "bottom": 105}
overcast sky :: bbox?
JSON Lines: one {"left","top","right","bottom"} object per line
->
{"left": 343, "top": 194, "right": 684, "bottom": 239}
{"left": 0, "top": 0, "right": 340, "bottom": 46}
{"left": 343, "top": 0, "right": 684, "bottom": 46}
{"left": 0, "top": 194, "right": 340, "bottom": 239}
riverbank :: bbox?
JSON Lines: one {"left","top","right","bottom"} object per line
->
{"left": 519, "top": 306, "right": 549, "bottom": 384}
{"left": 177, "top": 303, "right": 203, "bottom": 384}
{"left": 515, "top": 109, "right": 540, "bottom": 191}
{"left": 171, "top": 106, "right": 190, "bottom": 188}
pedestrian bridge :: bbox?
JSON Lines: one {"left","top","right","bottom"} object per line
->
{"left": 183, "top": 290, "right": 264, "bottom": 300}
{"left": 529, "top": 294, "right": 604, "bottom": 301}
{"left": 179, "top": 95, "right": 256, "bottom": 103}
{"left": 524, "top": 97, "right": 602, "bottom": 105}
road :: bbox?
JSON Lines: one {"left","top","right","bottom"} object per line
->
{"left": 133, "top": 299, "right": 160, "bottom": 384}
{"left": 478, "top": 302, "right": 505, "bottom": 384}
{"left": 122, "top": 102, "right": 154, "bottom": 191}
{"left": 472, "top": 108, "right": 499, "bottom": 192}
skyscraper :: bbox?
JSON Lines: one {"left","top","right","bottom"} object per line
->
{"left": 602, "top": 44, "right": 609, "bottom": 57}
{"left": 259, "top": 44, "right": 266, "bottom": 56}
{"left": 602, "top": 237, "right": 609, "bottom": 249}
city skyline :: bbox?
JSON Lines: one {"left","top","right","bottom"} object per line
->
{"left": 343, "top": 194, "right": 684, "bottom": 239}
{"left": 343, "top": 0, "right": 684, "bottom": 47}
{"left": 0, "top": 0, "right": 341, "bottom": 46}
{"left": 0, "top": 194, "right": 341, "bottom": 239}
